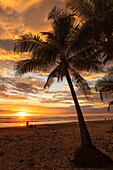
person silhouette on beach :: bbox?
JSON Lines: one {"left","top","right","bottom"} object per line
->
{"left": 26, "top": 121, "right": 29, "bottom": 127}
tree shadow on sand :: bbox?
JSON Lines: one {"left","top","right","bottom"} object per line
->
{"left": 71, "top": 145, "right": 113, "bottom": 169}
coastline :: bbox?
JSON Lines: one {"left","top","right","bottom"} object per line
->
{"left": 0, "top": 119, "right": 113, "bottom": 129}
{"left": 0, "top": 120, "right": 113, "bottom": 169}
{"left": 0, "top": 114, "right": 113, "bottom": 129}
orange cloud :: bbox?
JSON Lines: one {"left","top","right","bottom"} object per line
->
{"left": 83, "top": 73, "right": 106, "bottom": 81}
{"left": 0, "top": 0, "right": 42, "bottom": 12}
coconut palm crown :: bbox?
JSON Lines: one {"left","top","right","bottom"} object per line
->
{"left": 14, "top": 7, "right": 100, "bottom": 94}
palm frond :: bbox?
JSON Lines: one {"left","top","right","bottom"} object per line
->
{"left": 47, "top": 6, "right": 76, "bottom": 49}
{"left": 66, "top": 0, "right": 95, "bottom": 22}
{"left": 69, "top": 49, "right": 102, "bottom": 72}
{"left": 44, "top": 64, "right": 64, "bottom": 88}
{"left": 14, "top": 59, "right": 38, "bottom": 74}
{"left": 14, "top": 33, "right": 42, "bottom": 53}
{"left": 14, "top": 58, "right": 52, "bottom": 75}
{"left": 67, "top": 0, "right": 113, "bottom": 55}
{"left": 41, "top": 32, "right": 55, "bottom": 40}
{"left": 69, "top": 18, "right": 104, "bottom": 53}
{"left": 66, "top": 0, "right": 113, "bottom": 23}
{"left": 41, "top": 32, "right": 57, "bottom": 47}
{"left": 69, "top": 67, "right": 91, "bottom": 97}
{"left": 48, "top": 6, "right": 62, "bottom": 20}
{"left": 33, "top": 42, "right": 58, "bottom": 64}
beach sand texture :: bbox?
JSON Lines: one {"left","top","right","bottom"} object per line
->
{"left": 0, "top": 120, "right": 113, "bottom": 169}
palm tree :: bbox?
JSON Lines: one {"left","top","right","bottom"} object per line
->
{"left": 96, "top": 75, "right": 113, "bottom": 110}
{"left": 14, "top": 7, "right": 112, "bottom": 168}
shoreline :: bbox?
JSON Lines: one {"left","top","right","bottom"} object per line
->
{"left": 0, "top": 119, "right": 113, "bottom": 129}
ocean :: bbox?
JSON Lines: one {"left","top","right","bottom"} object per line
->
{"left": 0, "top": 115, "right": 113, "bottom": 128}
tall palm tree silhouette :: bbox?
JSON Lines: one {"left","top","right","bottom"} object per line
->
{"left": 14, "top": 7, "right": 112, "bottom": 168}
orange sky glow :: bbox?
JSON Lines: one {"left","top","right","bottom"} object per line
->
{"left": 0, "top": 0, "right": 113, "bottom": 118}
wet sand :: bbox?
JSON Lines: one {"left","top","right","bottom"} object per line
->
{"left": 0, "top": 120, "right": 113, "bottom": 169}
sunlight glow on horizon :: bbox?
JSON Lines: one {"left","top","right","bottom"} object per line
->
{"left": 14, "top": 112, "right": 30, "bottom": 117}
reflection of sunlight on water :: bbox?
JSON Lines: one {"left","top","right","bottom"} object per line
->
{"left": 15, "top": 115, "right": 28, "bottom": 127}
{"left": 20, "top": 124, "right": 25, "bottom": 126}
{"left": 15, "top": 116, "right": 27, "bottom": 122}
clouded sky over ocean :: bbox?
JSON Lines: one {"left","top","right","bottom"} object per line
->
{"left": 0, "top": 0, "right": 112, "bottom": 117}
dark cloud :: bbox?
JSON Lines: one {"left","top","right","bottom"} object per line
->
{"left": 0, "top": 5, "right": 16, "bottom": 17}
{"left": 0, "top": 82, "right": 8, "bottom": 98}
{"left": 0, "top": 84, "right": 6, "bottom": 91}
{"left": 40, "top": 98, "right": 70, "bottom": 104}
{"left": 0, "top": 5, "right": 21, "bottom": 29}
{"left": 0, "top": 75, "right": 43, "bottom": 98}
{"left": 15, "top": 82, "right": 38, "bottom": 94}
{"left": 0, "top": 108, "right": 17, "bottom": 115}
{"left": 0, "top": 39, "right": 14, "bottom": 51}
{"left": 0, "top": 5, "right": 23, "bottom": 51}
{"left": 0, "top": 109, "right": 12, "bottom": 114}
{"left": 81, "top": 105, "right": 109, "bottom": 114}
{"left": 0, "top": 92, "right": 9, "bottom": 98}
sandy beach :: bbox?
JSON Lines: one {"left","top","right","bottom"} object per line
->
{"left": 0, "top": 120, "right": 113, "bottom": 169}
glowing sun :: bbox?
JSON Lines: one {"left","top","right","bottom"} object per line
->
{"left": 16, "top": 112, "right": 28, "bottom": 117}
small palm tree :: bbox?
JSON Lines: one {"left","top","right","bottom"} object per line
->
{"left": 96, "top": 75, "right": 113, "bottom": 110}
{"left": 14, "top": 7, "right": 112, "bottom": 168}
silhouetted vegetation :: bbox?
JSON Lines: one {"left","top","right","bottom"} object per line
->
{"left": 14, "top": 0, "right": 113, "bottom": 168}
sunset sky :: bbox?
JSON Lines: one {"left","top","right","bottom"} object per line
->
{"left": 0, "top": 0, "right": 113, "bottom": 117}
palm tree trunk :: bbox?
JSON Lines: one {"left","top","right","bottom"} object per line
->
{"left": 66, "top": 70, "right": 92, "bottom": 146}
